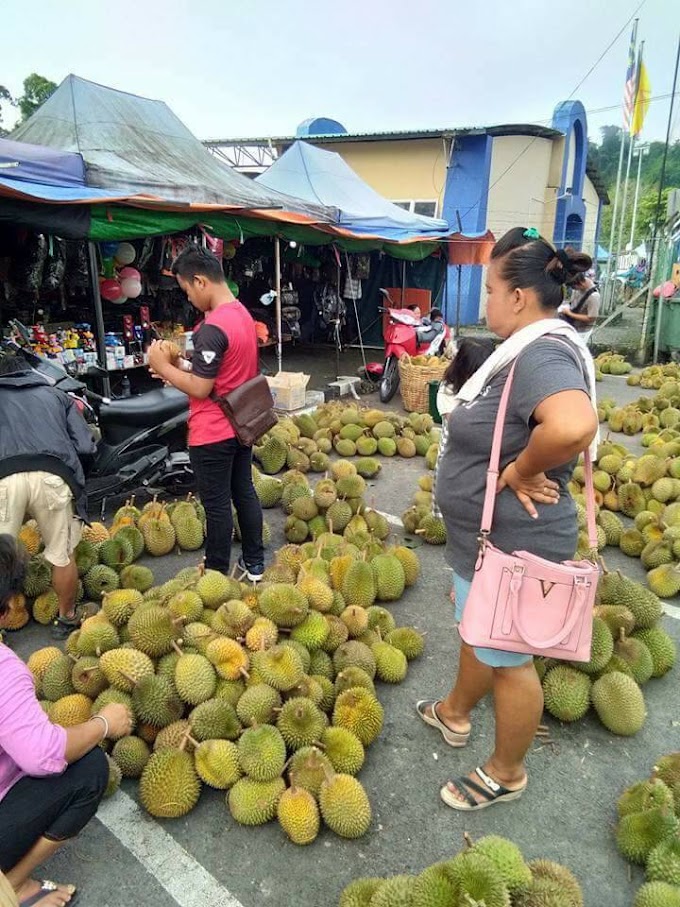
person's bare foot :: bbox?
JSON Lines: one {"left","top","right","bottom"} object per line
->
{"left": 17, "top": 879, "right": 75, "bottom": 906}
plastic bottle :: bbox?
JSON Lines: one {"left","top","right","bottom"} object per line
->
{"left": 121, "top": 375, "right": 131, "bottom": 398}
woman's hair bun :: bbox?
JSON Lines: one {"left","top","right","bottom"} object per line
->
{"left": 545, "top": 247, "right": 592, "bottom": 285}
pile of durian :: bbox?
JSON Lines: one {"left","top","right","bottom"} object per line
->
{"left": 614, "top": 752, "right": 680, "bottom": 907}
{"left": 24, "top": 534, "right": 424, "bottom": 843}
{"left": 537, "top": 565, "right": 676, "bottom": 735}
{"left": 628, "top": 362, "right": 680, "bottom": 390}
{"left": 594, "top": 351, "right": 633, "bottom": 378}
{"left": 10, "top": 498, "right": 272, "bottom": 631}
{"left": 338, "top": 832, "right": 583, "bottom": 907}
{"left": 598, "top": 374, "right": 680, "bottom": 436}
{"left": 569, "top": 438, "right": 680, "bottom": 599}
{"left": 401, "top": 469, "right": 447, "bottom": 546}
{"left": 253, "top": 405, "right": 440, "bottom": 476}
{"left": 253, "top": 461, "right": 389, "bottom": 547}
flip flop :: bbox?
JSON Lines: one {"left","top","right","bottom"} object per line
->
{"left": 21, "top": 881, "right": 78, "bottom": 907}
{"left": 415, "top": 699, "right": 470, "bottom": 747}
{"left": 440, "top": 766, "right": 527, "bottom": 811}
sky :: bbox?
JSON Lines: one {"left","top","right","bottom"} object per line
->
{"left": 1, "top": 0, "right": 678, "bottom": 146}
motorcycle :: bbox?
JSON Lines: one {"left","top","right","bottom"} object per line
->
{"left": 2, "top": 322, "right": 192, "bottom": 511}
{"left": 373, "top": 289, "right": 450, "bottom": 403}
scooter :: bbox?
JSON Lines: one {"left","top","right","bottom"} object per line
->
{"left": 372, "top": 289, "right": 450, "bottom": 403}
{"left": 2, "top": 324, "right": 192, "bottom": 510}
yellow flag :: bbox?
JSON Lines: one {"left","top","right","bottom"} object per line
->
{"left": 631, "top": 60, "right": 651, "bottom": 137}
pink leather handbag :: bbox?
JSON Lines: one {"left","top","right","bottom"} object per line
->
{"left": 458, "top": 357, "right": 598, "bottom": 662}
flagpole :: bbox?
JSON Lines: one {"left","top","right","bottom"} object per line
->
{"left": 616, "top": 41, "right": 644, "bottom": 263}
{"left": 652, "top": 32, "right": 680, "bottom": 363}
{"left": 604, "top": 131, "right": 627, "bottom": 309}
{"left": 616, "top": 133, "right": 636, "bottom": 256}
{"left": 630, "top": 143, "right": 646, "bottom": 248}
{"left": 604, "top": 18, "right": 638, "bottom": 312}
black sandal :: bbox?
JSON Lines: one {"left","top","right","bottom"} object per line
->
{"left": 51, "top": 615, "right": 80, "bottom": 640}
{"left": 440, "top": 766, "right": 526, "bottom": 811}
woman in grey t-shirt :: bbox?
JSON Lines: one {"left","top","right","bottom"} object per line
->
{"left": 417, "top": 228, "right": 598, "bottom": 813}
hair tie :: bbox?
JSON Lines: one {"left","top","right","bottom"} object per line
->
{"left": 523, "top": 227, "right": 540, "bottom": 240}
{"left": 555, "top": 249, "right": 571, "bottom": 268}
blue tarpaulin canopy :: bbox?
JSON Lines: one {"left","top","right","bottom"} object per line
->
{"left": 256, "top": 140, "right": 453, "bottom": 242}
{"left": 0, "top": 136, "right": 117, "bottom": 202}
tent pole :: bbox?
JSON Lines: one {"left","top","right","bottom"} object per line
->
{"left": 401, "top": 259, "right": 406, "bottom": 306}
{"left": 87, "top": 241, "right": 111, "bottom": 398}
{"left": 274, "top": 236, "right": 282, "bottom": 373}
{"left": 454, "top": 209, "right": 463, "bottom": 339}
{"left": 455, "top": 265, "right": 462, "bottom": 340}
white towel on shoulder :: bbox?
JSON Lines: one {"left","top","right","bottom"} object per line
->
{"left": 436, "top": 319, "right": 599, "bottom": 456}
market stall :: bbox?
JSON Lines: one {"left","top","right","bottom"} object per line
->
{"left": 1, "top": 77, "right": 339, "bottom": 390}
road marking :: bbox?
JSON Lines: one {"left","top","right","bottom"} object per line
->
{"left": 98, "top": 790, "right": 244, "bottom": 907}
{"left": 664, "top": 602, "right": 680, "bottom": 621}
{"left": 374, "top": 509, "right": 403, "bottom": 528}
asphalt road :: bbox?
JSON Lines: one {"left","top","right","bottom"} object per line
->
{"left": 9, "top": 374, "right": 680, "bottom": 907}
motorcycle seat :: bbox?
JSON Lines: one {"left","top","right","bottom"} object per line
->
{"left": 99, "top": 388, "right": 188, "bottom": 440}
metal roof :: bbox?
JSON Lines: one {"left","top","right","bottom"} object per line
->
{"left": 204, "top": 123, "right": 562, "bottom": 145}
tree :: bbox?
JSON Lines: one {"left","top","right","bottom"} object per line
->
{"left": 16, "top": 73, "right": 57, "bottom": 123}
{"left": 636, "top": 187, "right": 672, "bottom": 237}
{"left": 0, "top": 85, "right": 13, "bottom": 136}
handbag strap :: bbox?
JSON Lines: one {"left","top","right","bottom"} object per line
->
{"left": 479, "top": 349, "right": 597, "bottom": 550}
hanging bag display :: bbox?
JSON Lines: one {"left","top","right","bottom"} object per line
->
{"left": 459, "top": 357, "right": 599, "bottom": 662}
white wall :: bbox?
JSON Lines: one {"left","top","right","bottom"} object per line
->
{"left": 582, "top": 175, "right": 600, "bottom": 257}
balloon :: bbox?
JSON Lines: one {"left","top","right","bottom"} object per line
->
{"left": 119, "top": 267, "right": 141, "bottom": 281}
{"left": 654, "top": 285, "right": 662, "bottom": 297}
{"left": 114, "top": 242, "right": 136, "bottom": 265}
{"left": 100, "top": 279, "right": 123, "bottom": 302}
{"left": 120, "top": 278, "right": 142, "bottom": 299}
{"left": 111, "top": 296, "right": 128, "bottom": 306}
{"left": 222, "top": 244, "right": 236, "bottom": 260}
{"left": 100, "top": 241, "right": 119, "bottom": 257}
{"left": 227, "top": 279, "right": 239, "bottom": 298}
{"left": 102, "top": 257, "right": 116, "bottom": 279}
{"left": 662, "top": 280, "right": 677, "bottom": 299}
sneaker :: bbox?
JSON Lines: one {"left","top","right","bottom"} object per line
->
{"left": 52, "top": 614, "right": 80, "bottom": 640}
{"left": 237, "top": 556, "right": 265, "bottom": 583}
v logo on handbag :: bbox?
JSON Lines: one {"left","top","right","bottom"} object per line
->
{"left": 540, "top": 580, "right": 556, "bottom": 599}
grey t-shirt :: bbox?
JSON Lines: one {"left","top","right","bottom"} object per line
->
{"left": 436, "top": 338, "right": 589, "bottom": 580}
{"left": 569, "top": 287, "right": 600, "bottom": 332}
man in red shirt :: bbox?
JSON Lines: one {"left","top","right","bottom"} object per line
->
{"left": 147, "top": 247, "right": 264, "bottom": 579}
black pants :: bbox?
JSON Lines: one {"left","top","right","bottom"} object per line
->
{"left": 190, "top": 438, "right": 264, "bottom": 573}
{"left": 0, "top": 748, "right": 108, "bottom": 871}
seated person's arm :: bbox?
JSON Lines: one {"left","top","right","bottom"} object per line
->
{"left": 0, "top": 663, "right": 130, "bottom": 772}
{"left": 0, "top": 662, "right": 68, "bottom": 776}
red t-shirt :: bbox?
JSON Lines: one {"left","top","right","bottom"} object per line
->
{"left": 188, "top": 301, "right": 258, "bottom": 447}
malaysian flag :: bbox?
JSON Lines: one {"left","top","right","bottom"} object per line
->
{"left": 623, "top": 22, "right": 638, "bottom": 133}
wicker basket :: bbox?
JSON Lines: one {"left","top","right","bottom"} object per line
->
{"left": 398, "top": 354, "right": 448, "bottom": 412}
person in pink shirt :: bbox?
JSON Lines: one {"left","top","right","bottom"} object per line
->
{"left": 0, "top": 535, "right": 132, "bottom": 907}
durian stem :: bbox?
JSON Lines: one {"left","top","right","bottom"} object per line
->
{"left": 171, "top": 640, "right": 184, "bottom": 656}
{"left": 239, "top": 667, "right": 250, "bottom": 680}
{"left": 463, "top": 831, "right": 474, "bottom": 849}
{"left": 119, "top": 671, "right": 138, "bottom": 687}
